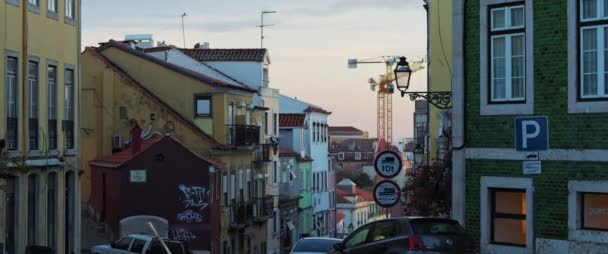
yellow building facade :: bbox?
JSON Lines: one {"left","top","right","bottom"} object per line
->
{"left": 81, "top": 41, "right": 274, "bottom": 254}
{"left": 427, "top": 0, "right": 452, "bottom": 162}
{"left": 0, "top": 0, "right": 81, "bottom": 253}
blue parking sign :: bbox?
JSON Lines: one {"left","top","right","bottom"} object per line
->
{"left": 515, "top": 116, "right": 548, "bottom": 151}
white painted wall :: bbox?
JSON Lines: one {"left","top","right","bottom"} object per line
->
{"left": 206, "top": 61, "right": 264, "bottom": 88}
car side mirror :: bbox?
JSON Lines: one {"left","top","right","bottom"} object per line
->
{"left": 333, "top": 242, "right": 344, "bottom": 251}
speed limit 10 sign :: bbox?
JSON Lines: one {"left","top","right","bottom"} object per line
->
{"left": 374, "top": 150, "right": 403, "bottom": 179}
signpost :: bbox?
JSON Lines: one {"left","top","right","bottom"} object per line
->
{"left": 373, "top": 180, "right": 401, "bottom": 208}
{"left": 515, "top": 116, "right": 549, "bottom": 151}
{"left": 374, "top": 150, "right": 403, "bottom": 179}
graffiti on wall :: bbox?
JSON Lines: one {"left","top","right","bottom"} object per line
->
{"left": 178, "top": 184, "right": 210, "bottom": 210}
{"left": 177, "top": 210, "right": 203, "bottom": 223}
{"left": 172, "top": 228, "right": 197, "bottom": 241}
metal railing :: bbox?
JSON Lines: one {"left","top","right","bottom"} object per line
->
{"left": 230, "top": 200, "right": 254, "bottom": 226}
{"left": 227, "top": 124, "right": 260, "bottom": 146}
{"left": 253, "top": 197, "right": 273, "bottom": 221}
{"left": 255, "top": 144, "right": 273, "bottom": 162}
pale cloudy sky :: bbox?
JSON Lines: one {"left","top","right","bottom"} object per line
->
{"left": 82, "top": 0, "right": 428, "bottom": 140}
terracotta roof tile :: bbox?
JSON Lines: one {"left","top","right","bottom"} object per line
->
{"left": 305, "top": 106, "right": 331, "bottom": 115}
{"left": 337, "top": 212, "right": 346, "bottom": 222}
{"left": 90, "top": 133, "right": 163, "bottom": 166}
{"left": 279, "top": 114, "right": 306, "bottom": 127}
{"left": 180, "top": 48, "right": 267, "bottom": 62}
{"left": 329, "top": 126, "right": 363, "bottom": 134}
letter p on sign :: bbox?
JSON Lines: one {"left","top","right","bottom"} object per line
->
{"left": 515, "top": 116, "right": 548, "bottom": 151}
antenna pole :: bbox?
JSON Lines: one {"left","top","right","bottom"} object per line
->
{"left": 181, "top": 12, "right": 187, "bottom": 48}
{"left": 259, "top": 11, "right": 276, "bottom": 48}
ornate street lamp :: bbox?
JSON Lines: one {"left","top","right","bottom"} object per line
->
{"left": 414, "top": 144, "right": 424, "bottom": 165}
{"left": 393, "top": 57, "right": 452, "bottom": 109}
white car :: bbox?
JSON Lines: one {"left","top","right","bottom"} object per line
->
{"left": 91, "top": 234, "right": 191, "bottom": 254}
{"left": 291, "top": 237, "right": 343, "bottom": 254}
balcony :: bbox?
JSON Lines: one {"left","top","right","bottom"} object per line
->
{"left": 253, "top": 197, "right": 273, "bottom": 223}
{"left": 279, "top": 181, "right": 301, "bottom": 201}
{"left": 230, "top": 200, "right": 254, "bottom": 229}
{"left": 227, "top": 125, "right": 260, "bottom": 147}
{"left": 254, "top": 144, "right": 275, "bottom": 163}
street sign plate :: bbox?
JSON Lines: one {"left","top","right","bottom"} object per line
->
{"left": 373, "top": 180, "right": 401, "bottom": 208}
{"left": 374, "top": 150, "right": 403, "bottom": 179}
{"left": 130, "top": 169, "right": 147, "bottom": 183}
{"left": 523, "top": 161, "right": 542, "bottom": 175}
{"left": 515, "top": 116, "right": 549, "bottom": 151}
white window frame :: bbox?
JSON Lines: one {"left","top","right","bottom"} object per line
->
{"left": 338, "top": 152, "right": 345, "bottom": 161}
{"left": 6, "top": 51, "right": 21, "bottom": 152}
{"left": 568, "top": 180, "right": 608, "bottom": 244}
{"left": 480, "top": 176, "right": 534, "bottom": 254}
{"left": 65, "top": 0, "right": 75, "bottom": 19}
{"left": 354, "top": 152, "right": 362, "bottom": 161}
{"left": 568, "top": 0, "right": 608, "bottom": 112}
{"left": 480, "top": 0, "right": 534, "bottom": 115}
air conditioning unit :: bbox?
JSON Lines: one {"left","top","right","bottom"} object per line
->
{"left": 112, "top": 135, "right": 122, "bottom": 149}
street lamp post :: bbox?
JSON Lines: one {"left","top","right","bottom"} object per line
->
{"left": 413, "top": 144, "right": 424, "bottom": 165}
{"left": 394, "top": 57, "right": 452, "bottom": 109}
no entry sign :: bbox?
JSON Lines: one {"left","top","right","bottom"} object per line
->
{"left": 374, "top": 150, "right": 403, "bottom": 179}
{"left": 373, "top": 180, "right": 401, "bottom": 208}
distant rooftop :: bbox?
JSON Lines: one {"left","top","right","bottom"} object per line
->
{"left": 180, "top": 48, "right": 268, "bottom": 62}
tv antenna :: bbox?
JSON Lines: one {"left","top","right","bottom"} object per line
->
{"left": 258, "top": 10, "right": 276, "bottom": 48}
{"left": 181, "top": 12, "right": 187, "bottom": 48}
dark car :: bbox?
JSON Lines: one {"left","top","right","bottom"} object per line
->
{"left": 330, "top": 217, "right": 472, "bottom": 254}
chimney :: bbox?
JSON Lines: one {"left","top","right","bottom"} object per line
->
{"left": 130, "top": 120, "right": 142, "bottom": 154}
{"left": 202, "top": 42, "right": 209, "bottom": 49}
{"left": 194, "top": 42, "right": 210, "bottom": 49}
{"left": 194, "top": 43, "right": 201, "bottom": 49}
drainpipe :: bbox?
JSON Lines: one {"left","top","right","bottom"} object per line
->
{"left": 75, "top": 1, "right": 83, "bottom": 252}
{"left": 21, "top": 0, "right": 28, "bottom": 158}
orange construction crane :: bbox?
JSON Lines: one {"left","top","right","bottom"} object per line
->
{"left": 348, "top": 56, "right": 426, "bottom": 152}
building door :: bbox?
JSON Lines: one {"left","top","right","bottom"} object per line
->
{"left": 3, "top": 176, "right": 17, "bottom": 254}
{"left": 65, "top": 171, "right": 75, "bottom": 254}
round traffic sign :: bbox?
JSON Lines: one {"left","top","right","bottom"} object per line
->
{"left": 373, "top": 180, "right": 401, "bottom": 208}
{"left": 374, "top": 150, "right": 403, "bottom": 179}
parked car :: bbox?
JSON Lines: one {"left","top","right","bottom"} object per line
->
{"left": 91, "top": 234, "right": 192, "bottom": 254}
{"left": 291, "top": 237, "right": 343, "bottom": 254}
{"left": 329, "top": 217, "right": 472, "bottom": 254}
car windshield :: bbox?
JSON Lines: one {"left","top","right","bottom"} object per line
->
{"left": 410, "top": 219, "right": 465, "bottom": 235}
{"left": 292, "top": 239, "right": 341, "bottom": 252}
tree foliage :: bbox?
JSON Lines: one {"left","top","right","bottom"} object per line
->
{"left": 402, "top": 129, "right": 452, "bottom": 217}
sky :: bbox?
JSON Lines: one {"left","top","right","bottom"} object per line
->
{"left": 82, "top": 0, "right": 428, "bottom": 140}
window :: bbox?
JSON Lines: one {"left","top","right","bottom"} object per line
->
{"left": 274, "top": 211, "right": 279, "bottom": 233}
{"left": 28, "top": 61, "right": 39, "bottom": 151}
{"left": 119, "top": 107, "right": 128, "bottom": 119}
{"left": 48, "top": 65, "right": 58, "bottom": 150}
{"left": 130, "top": 239, "right": 146, "bottom": 253}
{"left": 113, "top": 237, "right": 133, "bottom": 250}
{"left": 28, "top": 0, "right": 39, "bottom": 6}
{"left": 355, "top": 152, "right": 362, "bottom": 160}
{"left": 489, "top": 4, "right": 525, "bottom": 102}
{"left": 47, "top": 172, "right": 58, "bottom": 251}
{"left": 344, "top": 224, "right": 370, "bottom": 247}
{"left": 578, "top": 0, "right": 608, "bottom": 99}
{"left": 239, "top": 169, "right": 244, "bottom": 202}
{"left": 581, "top": 193, "right": 608, "bottom": 230}
{"left": 273, "top": 161, "right": 278, "bottom": 183}
{"left": 6, "top": 56, "right": 19, "bottom": 150}
{"left": 338, "top": 152, "right": 345, "bottom": 160}
{"left": 223, "top": 174, "right": 228, "bottom": 206}
{"left": 231, "top": 173, "right": 236, "bottom": 200}
{"left": 491, "top": 188, "right": 526, "bottom": 246}
{"left": 195, "top": 95, "right": 212, "bottom": 117}
{"left": 65, "top": 0, "right": 75, "bottom": 19}
{"left": 264, "top": 112, "right": 269, "bottom": 135}
{"left": 64, "top": 69, "right": 75, "bottom": 149}
{"left": 273, "top": 113, "right": 278, "bottom": 136}
{"left": 263, "top": 68, "right": 269, "bottom": 87}
{"left": 47, "top": 0, "right": 57, "bottom": 12}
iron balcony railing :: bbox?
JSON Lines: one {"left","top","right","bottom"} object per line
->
{"left": 230, "top": 200, "right": 254, "bottom": 226}
{"left": 227, "top": 124, "right": 260, "bottom": 147}
{"left": 6, "top": 117, "right": 18, "bottom": 150}
{"left": 253, "top": 197, "right": 273, "bottom": 222}
{"left": 255, "top": 144, "right": 274, "bottom": 162}
{"left": 279, "top": 181, "right": 301, "bottom": 199}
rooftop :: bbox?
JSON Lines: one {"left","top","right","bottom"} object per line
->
{"left": 180, "top": 48, "right": 268, "bottom": 62}
{"left": 279, "top": 113, "right": 306, "bottom": 127}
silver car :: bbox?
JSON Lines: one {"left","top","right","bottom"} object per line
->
{"left": 291, "top": 237, "right": 343, "bottom": 254}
